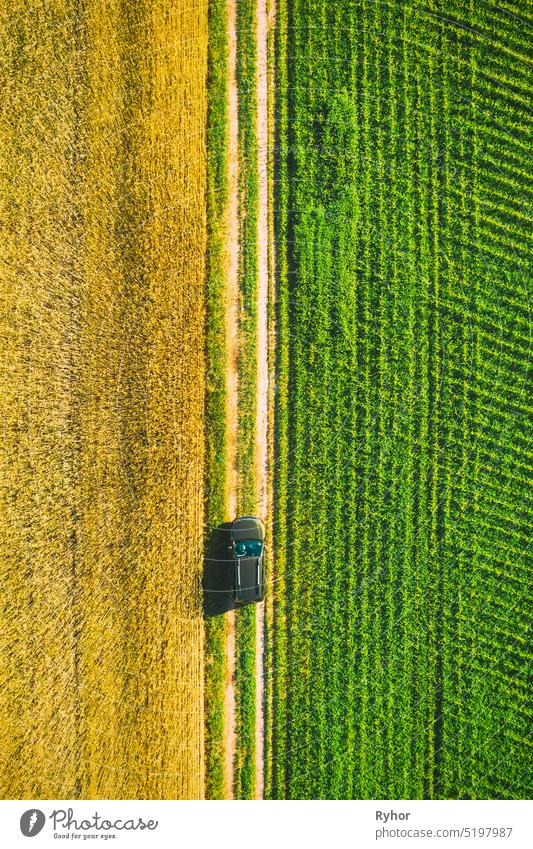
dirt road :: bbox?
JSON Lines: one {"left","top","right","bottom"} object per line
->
{"left": 223, "top": 0, "right": 270, "bottom": 800}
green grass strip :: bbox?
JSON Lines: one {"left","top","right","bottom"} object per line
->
{"left": 233, "top": 0, "right": 259, "bottom": 800}
{"left": 204, "top": 0, "right": 229, "bottom": 801}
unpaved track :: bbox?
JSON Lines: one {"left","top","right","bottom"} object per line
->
{"left": 224, "top": 0, "right": 270, "bottom": 800}
{"left": 254, "top": 0, "right": 269, "bottom": 801}
{"left": 223, "top": 0, "right": 239, "bottom": 802}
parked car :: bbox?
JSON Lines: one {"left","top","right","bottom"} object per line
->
{"left": 225, "top": 516, "right": 266, "bottom": 605}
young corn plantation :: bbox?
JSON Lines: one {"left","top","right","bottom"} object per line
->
{"left": 266, "top": 0, "right": 532, "bottom": 799}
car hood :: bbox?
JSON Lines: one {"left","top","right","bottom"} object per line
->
{"left": 231, "top": 517, "right": 265, "bottom": 542}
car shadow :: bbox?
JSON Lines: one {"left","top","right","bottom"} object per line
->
{"left": 203, "top": 522, "right": 238, "bottom": 617}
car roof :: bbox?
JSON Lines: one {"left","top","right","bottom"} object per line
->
{"left": 234, "top": 555, "right": 265, "bottom": 602}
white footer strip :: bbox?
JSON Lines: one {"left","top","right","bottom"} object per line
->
{"left": 1, "top": 799, "right": 531, "bottom": 849}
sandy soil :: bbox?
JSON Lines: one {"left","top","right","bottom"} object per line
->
{"left": 223, "top": 0, "right": 239, "bottom": 802}
{"left": 254, "top": 0, "right": 269, "bottom": 801}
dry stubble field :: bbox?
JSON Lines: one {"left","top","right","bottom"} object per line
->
{"left": 0, "top": 0, "right": 208, "bottom": 799}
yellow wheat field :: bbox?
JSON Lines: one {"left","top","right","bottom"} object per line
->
{"left": 0, "top": 0, "right": 207, "bottom": 798}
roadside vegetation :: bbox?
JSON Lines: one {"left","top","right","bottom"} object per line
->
{"left": 267, "top": 0, "right": 532, "bottom": 799}
{"left": 233, "top": 0, "right": 261, "bottom": 801}
{"left": 0, "top": 0, "right": 208, "bottom": 799}
{"left": 204, "top": 0, "right": 230, "bottom": 801}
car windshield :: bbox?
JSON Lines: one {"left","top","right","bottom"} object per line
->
{"left": 234, "top": 540, "right": 263, "bottom": 558}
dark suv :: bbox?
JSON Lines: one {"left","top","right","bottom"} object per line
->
{"left": 226, "top": 516, "right": 266, "bottom": 605}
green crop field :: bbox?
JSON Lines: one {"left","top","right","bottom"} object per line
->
{"left": 266, "top": 0, "right": 532, "bottom": 799}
